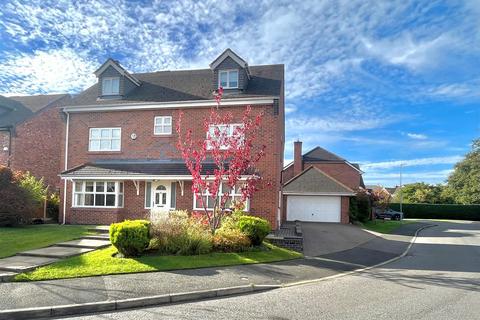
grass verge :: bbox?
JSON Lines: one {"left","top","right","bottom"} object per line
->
{"left": 15, "top": 243, "right": 303, "bottom": 281}
{"left": 361, "top": 220, "right": 416, "bottom": 234}
{"left": 0, "top": 224, "right": 92, "bottom": 258}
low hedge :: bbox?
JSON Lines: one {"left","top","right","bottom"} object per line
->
{"left": 110, "top": 220, "right": 151, "bottom": 257}
{"left": 389, "top": 203, "right": 480, "bottom": 221}
{"left": 237, "top": 216, "right": 271, "bottom": 246}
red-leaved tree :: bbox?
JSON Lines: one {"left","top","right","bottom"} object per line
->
{"left": 176, "top": 87, "right": 266, "bottom": 233}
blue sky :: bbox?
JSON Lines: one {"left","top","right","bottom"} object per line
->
{"left": 0, "top": 0, "right": 479, "bottom": 187}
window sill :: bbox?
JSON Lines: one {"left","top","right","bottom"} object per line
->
{"left": 87, "top": 151, "right": 123, "bottom": 155}
{"left": 72, "top": 206, "right": 123, "bottom": 210}
{"left": 152, "top": 134, "right": 174, "bottom": 138}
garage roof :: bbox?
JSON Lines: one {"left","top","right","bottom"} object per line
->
{"left": 283, "top": 166, "right": 355, "bottom": 195}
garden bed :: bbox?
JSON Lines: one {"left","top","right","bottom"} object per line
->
{"left": 14, "top": 243, "right": 302, "bottom": 281}
{"left": 361, "top": 220, "right": 415, "bottom": 234}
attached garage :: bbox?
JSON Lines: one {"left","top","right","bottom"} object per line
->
{"left": 287, "top": 195, "right": 341, "bottom": 222}
{"left": 283, "top": 166, "right": 355, "bottom": 223}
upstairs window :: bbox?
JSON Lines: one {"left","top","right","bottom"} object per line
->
{"left": 218, "top": 70, "right": 239, "bottom": 89}
{"left": 102, "top": 77, "right": 120, "bottom": 95}
{"left": 154, "top": 116, "right": 173, "bottom": 135}
{"left": 207, "top": 123, "right": 244, "bottom": 150}
{"left": 89, "top": 128, "right": 121, "bottom": 152}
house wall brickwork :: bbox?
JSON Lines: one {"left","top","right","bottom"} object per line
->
{"left": 61, "top": 103, "right": 283, "bottom": 228}
{"left": 0, "top": 130, "right": 10, "bottom": 166}
{"left": 9, "top": 107, "right": 65, "bottom": 189}
{"left": 341, "top": 196, "right": 350, "bottom": 224}
{"left": 307, "top": 162, "right": 361, "bottom": 191}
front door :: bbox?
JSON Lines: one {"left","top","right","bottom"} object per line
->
{"left": 153, "top": 183, "right": 170, "bottom": 208}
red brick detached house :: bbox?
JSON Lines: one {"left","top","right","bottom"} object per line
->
{"left": 0, "top": 94, "right": 71, "bottom": 188}
{"left": 59, "top": 49, "right": 285, "bottom": 228}
{"left": 281, "top": 141, "right": 364, "bottom": 224}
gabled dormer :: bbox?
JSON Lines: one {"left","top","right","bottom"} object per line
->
{"left": 94, "top": 58, "right": 141, "bottom": 100}
{"left": 210, "top": 49, "right": 251, "bottom": 92}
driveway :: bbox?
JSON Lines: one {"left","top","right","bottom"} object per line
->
{"left": 302, "top": 222, "right": 376, "bottom": 256}
{"left": 71, "top": 220, "right": 480, "bottom": 320}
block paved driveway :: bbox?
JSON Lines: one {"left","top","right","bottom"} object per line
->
{"left": 64, "top": 220, "right": 480, "bottom": 320}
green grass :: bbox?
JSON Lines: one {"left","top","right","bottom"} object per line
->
{"left": 15, "top": 243, "right": 303, "bottom": 281}
{"left": 0, "top": 224, "right": 92, "bottom": 258}
{"left": 361, "top": 220, "right": 416, "bottom": 234}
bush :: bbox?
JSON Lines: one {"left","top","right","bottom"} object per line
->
{"left": 237, "top": 216, "right": 271, "bottom": 246}
{"left": 150, "top": 217, "right": 212, "bottom": 255}
{"left": 350, "top": 193, "right": 371, "bottom": 223}
{"left": 110, "top": 220, "right": 151, "bottom": 257}
{"left": 213, "top": 226, "right": 251, "bottom": 252}
{"left": 46, "top": 193, "right": 60, "bottom": 221}
{"left": 0, "top": 166, "right": 37, "bottom": 226}
{"left": 389, "top": 203, "right": 480, "bottom": 220}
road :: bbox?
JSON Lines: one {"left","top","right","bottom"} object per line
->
{"left": 63, "top": 220, "right": 480, "bottom": 320}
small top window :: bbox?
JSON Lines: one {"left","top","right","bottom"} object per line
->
{"left": 154, "top": 116, "right": 172, "bottom": 135}
{"left": 102, "top": 77, "right": 120, "bottom": 95}
{"left": 218, "top": 70, "right": 239, "bottom": 89}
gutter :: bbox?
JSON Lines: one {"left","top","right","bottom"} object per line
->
{"left": 62, "top": 111, "right": 70, "bottom": 225}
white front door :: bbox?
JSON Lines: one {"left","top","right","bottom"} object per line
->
{"left": 287, "top": 195, "right": 341, "bottom": 222}
{"left": 153, "top": 182, "right": 170, "bottom": 209}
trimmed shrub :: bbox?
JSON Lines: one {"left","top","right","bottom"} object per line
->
{"left": 110, "top": 220, "right": 151, "bottom": 257}
{"left": 150, "top": 217, "right": 212, "bottom": 255}
{"left": 213, "top": 227, "right": 251, "bottom": 252}
{"left": 389, "top": 203, "right": 480, "bottom": 221}
{"left": 0, "top": 166, "right": 37, "bottom": 226}
{"left": 237, "top": 216, "right": 271, "bottom": 246}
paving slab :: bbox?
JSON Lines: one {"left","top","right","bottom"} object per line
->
{"left": 82, "top": 234, "right": 110, "bottom": 240}
{"left": 0, "top": 255, "right": 60, "bottom": 272}
{"left": 88, "top": 226, "right": 109, "bottom": 234}
{"left": 56, "top": 239, "right": 110, "bottom": 249}
{"left": 17, "top": 246, "right": 94, "bottom": 259}
{"left": 0, "top": 271, "right": 17, "bottom": 282}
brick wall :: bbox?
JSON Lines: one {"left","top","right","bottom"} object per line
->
{"left": 61, "top": 103, "right": 283, "bottom": 228}
{"left": 341, "top": 196, "right": 350, "bottom": 224}
{"left": 0, "top": 130, "right": 10, "bottom": 166}
{"left": 10, "top": 107, "right": 64, "bottom": 189}
{"left": 307, "top": 162, "right": 361, "bottom": 190}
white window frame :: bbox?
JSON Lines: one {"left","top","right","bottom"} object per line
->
{"left": 102, "top": 77, "right": 120, "bottom": 95}
{"left": 72, "top": 181, "right": 124, "bottom": 208}
{"left": 206, "top": 123, "right": 244, "bottom": 150}
{"left": 193, "top": 182, "right": 249, "bottom": 211}
{"left": 89, "top": 127, "right": 121, "bottom": 152}
{"left": 154, "top": 116, "right": 173, "bottom": 135}
{"left": 218, "top": 69, "right": 239, "bottom": 89}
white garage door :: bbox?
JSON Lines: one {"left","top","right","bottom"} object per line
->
{"left": 287, "top": 195, "right": 341, "bottom": 222}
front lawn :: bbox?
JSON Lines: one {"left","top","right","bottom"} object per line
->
{"left": 15, "top": 243, "right": 302, "bottom": 281}
{"left": 361, "top": 220, "right": 415, "bottom": 234}
{"left": 0, "top": 224, "right": 92, "bottom": 258}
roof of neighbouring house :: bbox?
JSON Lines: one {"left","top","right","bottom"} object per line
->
{"left": 68, "top": 64, "right": 284, "bottom": 106}
{"left": 60, "top": 160, "right": 230, "bottom": 177}
{"left": 0, "top": 94, "right": 70, "bottom": 128}
{"left": 283, "top": 166, "right": 355, "bottom": 195}
{"left": 302, "top": 146, "right": 345, "bottom": 162}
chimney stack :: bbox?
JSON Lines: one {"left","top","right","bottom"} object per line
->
{"left": 293, "top": 140, "right": 303, "bottom": 175}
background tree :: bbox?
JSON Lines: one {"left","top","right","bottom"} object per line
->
{"left": 444, "top": 138, "right": 480, "bottom": 204}
{"left": 371, "top": 187, "right": 392, "bottom": 212}
{"left": 176, "top": 87, "right": 266, "bottom": 233}
{"left": 393, "top": 182, "right": 448, "bottom": 204}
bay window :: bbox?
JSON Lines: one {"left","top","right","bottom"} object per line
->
{"left": 73, "top": 181, "right": 124, "bottom": 208}
{"left": 193, "top": 182, "right": 249, "bottom": 211}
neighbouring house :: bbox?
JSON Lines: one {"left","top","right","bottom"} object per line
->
{"left": 281, "top": 141, "right": 364, "bottom": 223}
{"left": 59, "top": 49, "right": 285, "bottom": 227}
{"left": 0, "top": 94, "right": 71, "bottom": 188}
{"left": 366, "top": 185, "right": 398, "bottom": 197}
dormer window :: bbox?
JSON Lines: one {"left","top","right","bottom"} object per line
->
{"left": 102, "top": 77, "right": 120, "bottom": 95}
{"left": 219, "top": 70, "right": 239, "bottom": 89}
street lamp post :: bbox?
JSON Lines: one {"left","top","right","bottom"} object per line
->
{"left": 399, "top": 163, "right": 403, "bottom": 214}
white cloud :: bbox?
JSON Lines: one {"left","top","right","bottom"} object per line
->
{"left": 363, "top": 169, "right": 454, "bottom": 186}
{"left": 360, "top": 155, "right": 463, "bottom": 170}
{"left": 0, "top": 48, "right": 97, "bottom": 95}
{"left": 406, "top": 132, "right": 428, "bottom": 140}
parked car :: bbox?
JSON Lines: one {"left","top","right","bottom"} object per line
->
{"left": 375, "top": 208, "right": 404, "bottom": 221}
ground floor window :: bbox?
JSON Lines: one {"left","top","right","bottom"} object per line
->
{"left": 73, "top": 181, "right": 124, "bottom": 208}
{"left": 193, "top": 182, "right": 249, "bottom": 211}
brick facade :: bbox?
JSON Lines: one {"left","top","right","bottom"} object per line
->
{"left": 9, "top": 107, "right": 65, "bottom": 189}
{"left": 0, "top": 130, "right": 10, "bottom": 166}
{"left": 61, "top": 103, "right": 284, "bottom": 228}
